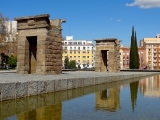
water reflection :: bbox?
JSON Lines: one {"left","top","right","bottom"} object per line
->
{"left": 96, "top": 87, "right": 120, "bottom": 112}
{"left": 130, "top": 81, "right": 139, "bottom": 112}
{"left": 1, "top": 75, "right": 159, "bottom": 120}
{"left": 139, "top": 75, "right": 160, "bottom": 97}
{"left": 17, "top": 104, "right": 62, "bottom": 120}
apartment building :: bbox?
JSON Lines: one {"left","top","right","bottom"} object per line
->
{"left": 0, "top": 21, "right": 17, "bottom": 56}
{"left": 120, "top": 45, "right": 130, "bottom": 69}
{"left": 140, "top": 34, "right": 160, "bottom": 70}
{"left": 120, "top": 45, "right": 146, "bottom": 69}
{"left": 62, "top": 36, "right": 95, "bottom": 69}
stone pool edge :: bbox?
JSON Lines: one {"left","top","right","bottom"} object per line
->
{"left": 0, "top": 72, "right": 159, "bottom": 101}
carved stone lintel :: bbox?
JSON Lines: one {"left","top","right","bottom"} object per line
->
{"left": 28, "top": 20, "right": 35, "bottom": 26}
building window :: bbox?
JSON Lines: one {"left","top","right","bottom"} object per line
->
{"left": 83, "top": 51, "right": 86, "bottom": 54}
{"left": 83, "top": 42, "right": 85, "bottom": 44}
{"left": 87, "top": 51, "right": 89, "bottom": 54}
{"left": 74, "top": 52, "right": 76, "bottom": 54}
{"left": 74, "top": 56, "right": 76, "bottom": 58}
{"left": 87, "top": 56, "right": 89, "bottom": 58}
{"left": 78, "top": 47, "right": 80, "bottom": 50}
{"left": 74, "top": 47, "right": 76, "bottom": 49}
{"left": 70, "top": 52, "right": 72, "bottom": 54}
{"left": 78, "top": 52, "right": 80, "bottom": 54}
{"left": 78, "top": 56, "right": 80, "bottom": 58}
{"left": 83, "top": 47, "right": 85, "bottom": 50}
{"left": 78, "top": 42, "right": 82, "bottom": 44}
{"left": 70, "top": 47, "right": 72, "bottom": 50}
{"left": 65, "top": 52, "right": 67, "bottom": 54}
{"left": 69, "top": 42, "right": 72, "bottom": 45}
{"left": 70, "top": 56, "right": 72, "bottom": 58}
{"left": 65, "top": 42, "right": 67, "bottom": 44}
{"left": 83, "top": 56, "right": 86, "bottom": 58}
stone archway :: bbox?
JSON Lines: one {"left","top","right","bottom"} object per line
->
{"left": 15, "top": 14, "right": 66, "bottom": 74}
{"left": 95, "top": 38, "right": 121, "bottom": 72}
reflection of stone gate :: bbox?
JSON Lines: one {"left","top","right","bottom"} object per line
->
{"left": 96, "top": 87, "right": 120, "bottom": 111}
{"left": 95, "top": 38, "right": 120, "bottom": 72}
{"left": 15, "top": 14, "right": 65, "bottom": 74}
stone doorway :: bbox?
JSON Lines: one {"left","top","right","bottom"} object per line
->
{"left": 95, "top": 38, "right": 120, "bottom": 72}
{"left": 101, "top": 50, "right": 108, "bottom": 72}
{"left": 15, "top": 14, "right": 66, "bottom": 74}
{"left": 27, "top": 36, "right": 37, "bottom": 74}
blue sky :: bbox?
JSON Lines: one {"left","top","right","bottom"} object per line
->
{"left": 0, "top": 0, "right": 160, "bottom": 46}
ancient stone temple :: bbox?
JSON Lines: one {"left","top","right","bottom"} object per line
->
{"left": 95, "top": 38, "right": 121, "bottom": 72}
{"left": 14, "top": 14, "right": 65, "bottom": 74}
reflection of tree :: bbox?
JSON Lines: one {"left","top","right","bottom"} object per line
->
{"left": 130, "top": 81, "right": 139, "bottom": 112}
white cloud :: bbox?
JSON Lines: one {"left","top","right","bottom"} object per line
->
{"left": 117, "top": 19, "right": 121, "bottom": 22}
{"left": 126, "top": 0, "right": 160, "bottom": 8}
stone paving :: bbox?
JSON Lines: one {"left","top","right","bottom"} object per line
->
{"left": 0, "top": 70, "right": 159, "bottom": 101}
{"left": 0, "top": 70, "right": 159, "bottom": 82}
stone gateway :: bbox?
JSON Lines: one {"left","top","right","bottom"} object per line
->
{"left": 95, "top": 38, "right": 121, "bottom": 72}
{"left": 14, "top": 14, "right": 65, "bottom": 74}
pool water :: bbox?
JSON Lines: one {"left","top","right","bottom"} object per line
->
{"left": 3, "top": 75, "right": 160, "bottom": 120}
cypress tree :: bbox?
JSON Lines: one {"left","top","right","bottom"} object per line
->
{"left": 129, "top": 26, "right": 139, "bottom": 69}
{"left": 134, "top": 31, "right": 140, "bottom": 69}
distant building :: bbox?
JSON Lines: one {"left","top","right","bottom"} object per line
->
{"left": 120, "top": 45, "right": 130, "bottom": 69}
{"left": 0, "top": 21, "right": 17, "bottom": 56}
{"left": 140, "top": 35, "right": 160, "bottom": 70}
{"left": 62, "top": 36, "right": 95, "bottom": 69}
{"left": 120, "top": 45, "right": 146, "bottom": 69}
{"left": 6, "top": 21, "right": 17, "bottom": 42}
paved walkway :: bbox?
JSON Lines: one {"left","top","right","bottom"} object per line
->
{"left": 0, "top": 70, "right": 160, "bottom": 83}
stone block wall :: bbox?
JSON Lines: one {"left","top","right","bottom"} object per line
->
{"left": 15, "top": 14, "right": 65, "bottom": 75}
{"left": 95, "top": 38, "right": 121, "bottom": 72}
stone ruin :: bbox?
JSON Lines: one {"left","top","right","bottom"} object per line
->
{"left": 14, "top": 14, "right": 65, "bottom": 74}
{"left": 95, "top": 38, "right": 121, "bottom": 72}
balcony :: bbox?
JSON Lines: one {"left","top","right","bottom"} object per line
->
{"left": 153, "top": 60, "right": 157, "bottom": 63}
{"left": 153, "top": 51, "right": 157, "bottom": 53}
{"left": 153, "top": 64, "right": 157, "bottom": 67}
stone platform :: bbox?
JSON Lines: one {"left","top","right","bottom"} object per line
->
{"left": 0, "top": 71, "right": 159, "bottom": 101}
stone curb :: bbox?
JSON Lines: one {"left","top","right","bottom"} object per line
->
{"left": 0, "top": 72, "right": 159, "bottom": 101}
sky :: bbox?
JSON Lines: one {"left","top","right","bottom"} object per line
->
{"left": 0, "top": 0, "right": 160, "bottom": 46}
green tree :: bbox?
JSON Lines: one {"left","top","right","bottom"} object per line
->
{"left": 64, "top": 56, "right": 69, "bottom": 69}
{"left": 8, "top": 55, "right": 17, "bottom": 67}
{"left": 129, "top": 26, "right": 139, "bottom": 69}
{"left": 68, "top": 60, "right": 76, "bottom": 69}
{"left": 134, "top": 31, "right": 140, "bottom": 69}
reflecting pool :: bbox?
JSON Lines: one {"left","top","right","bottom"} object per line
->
{"left": 2, "top": 75, "right": 160, "bottom": 120}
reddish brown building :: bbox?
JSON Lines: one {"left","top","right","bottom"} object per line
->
{"left": 120, "top": 45, "right": 146, "bottom": 69}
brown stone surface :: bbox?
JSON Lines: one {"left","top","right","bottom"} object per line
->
{"left": 14, "top": 14, "right": 65, "bottom": 75}
{"left": 95, "top": 38, "right": 121, "bottom": 72}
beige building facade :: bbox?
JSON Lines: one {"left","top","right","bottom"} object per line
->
{"left": 62, "top": 36, "right": 95, "bottom": 69}
{"left": 140, "top": 35, "right": 160, "bottom": 70}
